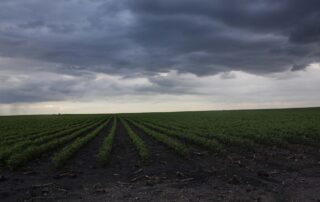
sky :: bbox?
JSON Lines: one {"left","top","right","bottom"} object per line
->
{"left": 0, "top": 0, "right": 320, "bottom": 115}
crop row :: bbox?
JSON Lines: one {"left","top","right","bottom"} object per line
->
{"left": 130, "top": 116, "right": 304, "bottom": 149}
{"left": 0, "top": 120, "right": 97, "bottom": 153}
{"left": 126, "top": 119, "right": 189, "bottom": 157}
{"left": 133, "top": 118, "right": 258, "bottom": 151}
{"left": 133, "top": 119, "right": 223, "bottom": 152}
{"left": 0, "top": 121, "right": 98, "bottom": 163}
{"left": 52, "top": 119, "right": 111, "bottom": 167}
{"left": 122, "top": 108, "right": 320, "bottom": 150}
{"left": 121, "top": 118, "right": 150, "bottom": 162}
{"left": 0, "top": 115, "right": 102, "bottom": 139}
{"left": 98, "top": 117, "right": 117, "bottom": 165}
{"left": 6, "top": 119, "right": 107, "bottom": 170}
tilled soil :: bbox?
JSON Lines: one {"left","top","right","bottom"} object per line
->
{"left": 0, "top": 122, "right": 319, "bottom": 202}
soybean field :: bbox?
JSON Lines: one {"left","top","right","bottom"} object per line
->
{"left": 0, "top": 108, "right": 320, "bottom": 201}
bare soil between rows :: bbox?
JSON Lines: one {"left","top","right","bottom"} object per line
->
{"left": 0, "top": 122, "right": 320, "bottom": 202}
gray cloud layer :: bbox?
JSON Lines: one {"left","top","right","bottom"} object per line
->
{"left": 0, "top": 0, "right": 320, "bottom": 104}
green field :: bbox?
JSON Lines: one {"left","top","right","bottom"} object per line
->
{"left": 0, "top": 108, "right": 319, "bottom": 170}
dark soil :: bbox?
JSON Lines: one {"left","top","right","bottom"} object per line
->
{"left": 0, "top": 121, "right": 319, "bottom": 202}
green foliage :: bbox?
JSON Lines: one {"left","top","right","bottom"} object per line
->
{"left": 140, "top": 119, "right": 258, "bottom": 151}
{"left": 0, "top": 121, "right": 96, "bottom": 161}
{"left": 135, "top": 119, "right": 222, "bottom": 152}
{"left": 98, "top": 117, "right": 117, "bottom": 165}
{"left": 121, "top": 118, "right": 150, "bottom": 162}
{"left": 7, "top": 120, "right": 106, "bottom": 170}
{"left": 127, "top": 119, "right": 189, "bottom": 157}
{"left": 52, "top": 119, "right": 110, "bottom": 168}
{"left": 122, "top": 108, "right": 320, "bottom": 148}
{"left": 0, "top": 119, "right": 92, "bottom": 147}
{"left": 1, "top": 108, "right": 320, "bottom": 170}
{"left": 0, "top": 114, "right": 106, "bottom": 140}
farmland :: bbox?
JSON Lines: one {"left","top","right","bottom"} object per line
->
{"left": 0, "top": 108, "right": 320, "bottom": 201}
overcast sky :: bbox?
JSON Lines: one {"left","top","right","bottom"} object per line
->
{"left": 0, "top": 0, "right": 320, "bottom": 115}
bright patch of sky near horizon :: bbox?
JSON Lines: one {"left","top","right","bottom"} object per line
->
{"left": 1, "top": 63, "right": 319, "bottom": 115}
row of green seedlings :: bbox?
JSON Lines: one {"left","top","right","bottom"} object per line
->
{"left": 0, "top": 119, "right": 92, "bottom": 142}
{"left": 0, "top": 124, "right": 68, "bottom": 144}
{"left": 173, "top": 120, "right": 290, "bottom": 148}
{"left": 52, "top": 119, "right": 111, "bottom": 167}
{"left": 0, "top": 119, "right": 96, "bottom": 150}
{"left": 138, "top": 117, "right": 265, "bottom": 150}
{"left": 132, "top": 118, "right": 223, "bottom": 152}
{"left": 0, "top": 117, "right": 101, "bottom": 148}
{"left": 120, "top": 118, "right": 150, "bottom": 162}
{"left": 171, "top": 119, "right": 288, "bottom": 148}
{"left": 0, "top": 125, "right": 60, "bottom": 140}
{"left": 6, "top": 119, "right": 108, "bottom": 170}
{"left": 157, "top": 118, "right": 306, "bottom": 148}
{"left": 134, "top": 118, "right": 258, "bottom": 152}
{"left": 97, "top": 117, "right": 117, "bottom": 166}
{"left": 0, "top": 115, "right": 96, "bottom": 137}
{"left": 265, "top": 126, "right": 320, "bottom": 147}
{"left": 94, "top": 117, "right": 151, "bottom": 165}
{"left": 0, "top": 120, "right": 99, "bottom": 165}
{"left": 125, "top": 118, "right": 189, "bottom": 157}
{"left": 0, "top": 119, "right": 89, "bottom": 141}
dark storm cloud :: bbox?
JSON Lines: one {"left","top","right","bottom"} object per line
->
{"left": 0, "top": 0, "right": 319, "bottom": 75}
{"left": 291, "top": 64, "right": 308, "bottom": 72}
{"left": 0, "top": 0, "right": 320, "bottom": 103}
{"left": 289, "top": 13, "right": 320, "bottom": 44}
{"left": 126, "top": 0, "right": 320, "bottom": 75}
